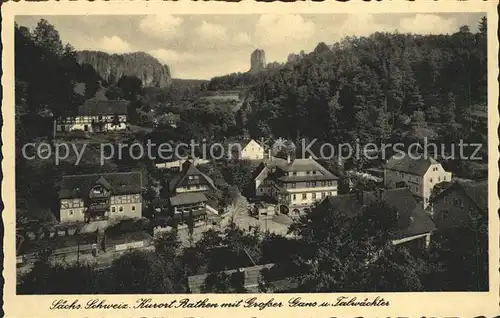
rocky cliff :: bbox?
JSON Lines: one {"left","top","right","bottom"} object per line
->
{"left": 249, "top": 49, "right": 266, "bottom": 73}
{"left": 77, "top": 51, "right": 172, "bottom": 88}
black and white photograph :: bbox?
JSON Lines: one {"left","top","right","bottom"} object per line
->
{"left": 5, "top": 3, "right": 497, "bottom": 313}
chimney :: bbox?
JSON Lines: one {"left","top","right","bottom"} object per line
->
{"left": 287, "top": 153, "right": 291, "bottom": 164}
{"left": 268, "top": 149, "right": 272, "bottom": 160}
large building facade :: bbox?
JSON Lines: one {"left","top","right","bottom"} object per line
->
{"left": 165, "top": 160, "right": 218, "bottom": 223}
{"left": 384, "top": 154, "right": 452, "bottom": 208}
{"left": 56, "top": 99, "right": 129, "bottom": 133}
{"left": 254, "top": 156, "right": 338, "bottom": 216}
{"left": 58, "top": 172, "right": 143, "bottom": 223}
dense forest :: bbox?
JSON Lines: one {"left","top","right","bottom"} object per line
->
{"left": 209, "top": 19, "right": 487, "bottom": 152}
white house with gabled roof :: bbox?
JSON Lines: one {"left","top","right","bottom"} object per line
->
{"left": 384, "top": 154, "right": 452, "bottom": 208}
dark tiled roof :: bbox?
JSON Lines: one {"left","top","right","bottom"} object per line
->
{"left": 264, "top": 157, "right": 339, "bottom": 179}
{"left": 385, "top": 154, "right": 438, "bottom": 175}
{"left": 460, "top": 180, "right": 488, "bottom": 212}
{"left": 320, "top": 188, "right": 436, "bottom": 239}
{"left": 77, "top": 100, "right": 129, "bottom": 116}
{"left": 59, "top": 172, "right": 142, "bottom": 199}
{"left": 167, "top": 160, "right": 216, "bottom": 193}
{"left": 170, "top": 192, "right": 207, "bottom": 206}
{"left": 433, "top": 180, "right": 488, "bottom": 213}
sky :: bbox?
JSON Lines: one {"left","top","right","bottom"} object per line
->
{"left": 16, "top": 13, "right": 484, "bottom": 80}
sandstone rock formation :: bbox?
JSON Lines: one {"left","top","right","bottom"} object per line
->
{"left": 249, "top": 49, "right": 266, "bottom": 73}
{"left": 77, "top": 51, "right": 172, "bottom": 88}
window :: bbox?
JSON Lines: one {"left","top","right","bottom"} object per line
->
{"left": 292, "top": 172, "right": 297, "bottom": 176}
{"left": 260, "top": 188, "right": 264, "bottom": 192}
{"left": 119, "top": 206, "right": 123, "bottom": 212}
{"left": 453, "top": 198, "right": 461, "bottom": 207}
{"left": 306, "top": 171, "right": 311, "bottom": 175}
{"left": 195, "top": 185, "right": 201, "bottom": 189}
{"left": 311, "top": 181, "right": 317, "bottom": 187}
{"left": 69, "top": 210, "right": 73, "bottom": 215}
{"left": 442, "top": 210, "right": 449, "bottom": 220}
{"left": 312, "top": 193, "right": 316, "bottom": 199}
{"left": 321, "top": 192, "right": 326, "bottom": 198}
{"left": 438, "top": 177, "right": 441, "bottom": 182}
{"left": 292, "top": 194, "right": 296, "bottom": 200}
{"left": 302, "top": 193, "right": 307, "bottom": 199}
{"left": 430, "top": 178, "right": 433, "bottom": 183}
{"left": 290, "top": 183, "right": 296, "bottom": 188}
{"left": 327, "top": 181, "right": 333, "bottom": 186}
{"left": 312, "top": 171, "right": 317, "bottom": 175}
{"left": 132, "top": 206, "right": 135, "bottom": 211}
{"left": 112, "top": 207, "right": 116, "bottom": 212}
{"left": 328, "top": 192, "right": 332, "bottom": 196}
{"left": 444, "top": 176, "right": 447, "bottom": 181}
{"left": 321, "top": 181, "right": 326, "bottom": 187}
{"left": 306, "top": 182, "right": 310, "bottom": 187}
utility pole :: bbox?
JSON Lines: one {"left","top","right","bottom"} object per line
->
{"left": 76, "top": 234, "right": 80, "bottom": 265}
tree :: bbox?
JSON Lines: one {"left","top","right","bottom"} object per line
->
{"left": 442, "top": 92, "right": 456, "bottom": 123}
{"left": 427, "top": 221, "right": 488, "bottom": 291}
{"left": 18, "top": 250, "right": 100, "bottom": 294}
{"left": 117, "top": 75, "right": 144, "bottom": 101}
{"left": 201, "top": 272, "right": 232, "bottom": 293}
{"left": 425, "top": 106, "right": 440, "bottom": 122}
{"left": 411, "top": 110, "right": 426, "bottom": 128}
{"left": 282, "top": 201, "right": 426, "bottom": 292}
{"left": 32, "top": 19, "right": 64, "bottom": 57}
{"left": 221, "top": 160, "right": 253, "bottom": 195}
{"left": 107, "top": 249, "right": 186, "bottom": 294}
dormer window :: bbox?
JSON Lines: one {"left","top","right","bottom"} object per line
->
{"left": 312, "top": 171, "right": 317, "bottom": 175}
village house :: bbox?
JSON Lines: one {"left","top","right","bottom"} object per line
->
{"left": 56, "top": 99, "right": 129, "bottom": 133}
{"left": 254, "top": 155, "right": 339, "bottom": 216}
{"left": 164, "top": 160, "right": 218, "bottom": 224}
{"left": 315, "top": 188, "right": 437, "bottom": 249}
{"left": 431, "top": 180, "right": 488, "bottom": 230}
{"left": 58, "top": 172, "right": 143, "bottom": 223}
{"left": 155, "top": 158, "right": 211, "bottom": 170}
{"left": 226, "top": 138, "right": 265, "bottom": 161}
{"left": 384, "top": 154, "right": 452, "bottom": 208}
{"left": 152, "top": 112, "right": 181, "bottom": 129}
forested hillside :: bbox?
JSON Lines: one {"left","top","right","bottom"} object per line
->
{"left": 209, "top": 19, "right": 487, "bottom": 153}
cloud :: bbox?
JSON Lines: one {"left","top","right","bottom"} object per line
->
{"left": 325, "top": 14, "right": 458, "bottom": 41}
{"left": 196, "top": 21, "right": 228, "bottom": 42}
{"left": 398, "top": 14, "right": 457, "bottom": 34}
{"left": 252, "top": 14, "right": 317, "bottom": 63}
{"left": 94, "top": 36, "right": 133, "bottom": 53}
{"left": 139, "top": 14, "right": 183, "bottom": 39}
{"left": 233, "top": 32, "right": 251, "bottom": 45}
{"left": 255, "top": 14, "right": 316, "bottom": 45}
{"left": 148, "top": 48, "right": 197, "bottom": 64}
